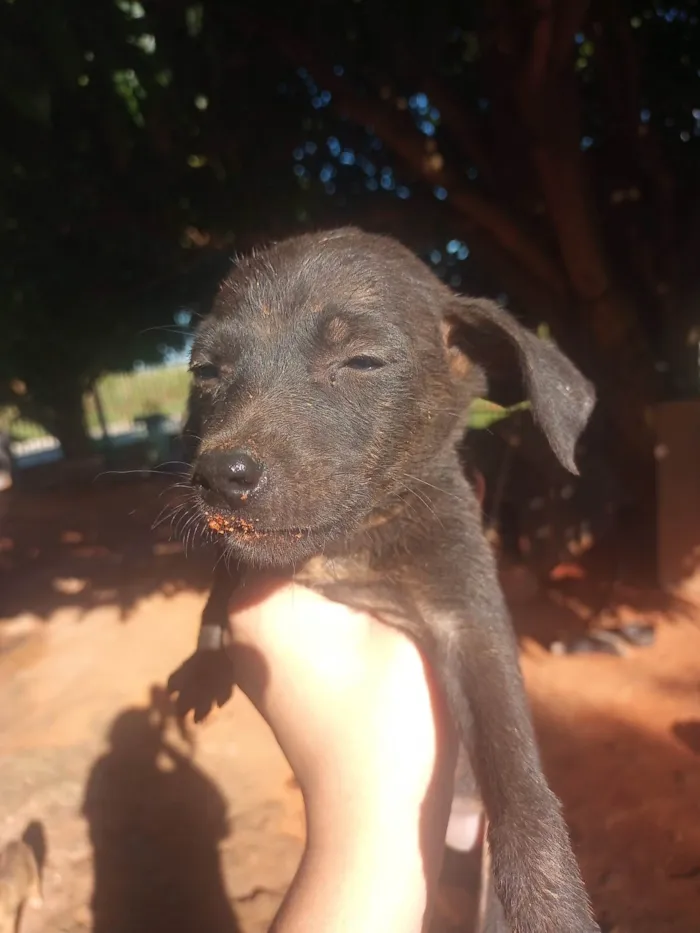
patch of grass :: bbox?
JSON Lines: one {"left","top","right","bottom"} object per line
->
{"left": 86, "top": 365, "right": 191, "bottom": 429}
{"left": 1, "top": 365, "right": 192, "bottom": 441}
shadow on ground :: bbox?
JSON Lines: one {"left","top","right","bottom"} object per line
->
{"left": 530, "top": 702, "right": 700, "bottom": 933}
{"left": 82, "top": 689, "right": 241, "bottom": 933}
{"left": 0, "top": 475, "right": 217, "bottom": 623}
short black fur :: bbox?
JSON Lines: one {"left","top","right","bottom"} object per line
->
{"left": 167, "top": 227, "right": 599, "bottom": 933}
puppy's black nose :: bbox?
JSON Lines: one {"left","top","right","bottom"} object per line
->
{"left": 193, "top": 449, "right": 265, "bottom": 500}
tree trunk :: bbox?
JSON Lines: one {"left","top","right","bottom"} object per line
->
{"left": 507, "top": 12, "right": 659, "bottom": 503}
{"left": 584, "top": 291, "right": 658, "bottom": 496}
{"left": 30, "top": 379, "right": 93, "bottom": 461}
{"left": 530, "top": 135, "right": 658, "bottom": 499}
{"left": 52, "top": 401, "right": 93, "bottom": 461}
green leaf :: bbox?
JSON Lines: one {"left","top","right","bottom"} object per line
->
{"left": 467, "top": 398, "right": 531, "bottom": 430}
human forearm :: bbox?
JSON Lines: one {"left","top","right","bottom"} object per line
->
{"left": 229, "top": 583, "right": 457, "bottom": 933}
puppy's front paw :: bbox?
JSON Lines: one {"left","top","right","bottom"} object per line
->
{"left": 166, "top": 649, "right": 235, "bottom": 723}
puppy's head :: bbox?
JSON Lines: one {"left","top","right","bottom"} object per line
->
{"left": 187, "top": 227, "right": 595, "bottom": 566}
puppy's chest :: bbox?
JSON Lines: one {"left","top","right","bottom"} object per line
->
{"left": 291, "top": 511, "right": 445, "bottom": 601}
{"left": 290, "top": 546, "right": 427, "bottom": 638}
{"left": 294, "top": 551, "right": 382, "bottom": 591}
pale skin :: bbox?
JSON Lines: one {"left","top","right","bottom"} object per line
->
{"left": 228, "top": 581, "right": 462, "bottom": 933}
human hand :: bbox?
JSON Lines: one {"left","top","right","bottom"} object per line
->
{"left": 228, "top": 581, "right": 459, "bottom": 933}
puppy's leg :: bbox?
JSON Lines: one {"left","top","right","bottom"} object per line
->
{"left": 166, "top": 560, "right": 237, "bottom": 722}
{"left": 415, "top": 535, "right": 599, "bottom": 933}
{"left": 198, "top": 557, "right": 237, "bottom": 648}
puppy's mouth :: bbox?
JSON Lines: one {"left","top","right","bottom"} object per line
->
{"left": 201, "top": 507, "right": 334, "bottom": 541}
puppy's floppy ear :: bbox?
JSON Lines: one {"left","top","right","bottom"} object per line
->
{"left": 443, "top": 296, "right": 596, "bottom": 475}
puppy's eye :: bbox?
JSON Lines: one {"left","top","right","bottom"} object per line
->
{"left": 342, "top": 355, "right": 386, "bottom": 371}
{"left": 192, "top": 363, "right": 220, "bottom": 383}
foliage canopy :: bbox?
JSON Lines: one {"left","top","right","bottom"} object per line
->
{"left": 1, "top": 0, "right": 698, "bottom": 471}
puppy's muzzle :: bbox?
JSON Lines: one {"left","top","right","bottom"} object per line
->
{"left": 192, "top": 448, "right": 265, "bottom": 506}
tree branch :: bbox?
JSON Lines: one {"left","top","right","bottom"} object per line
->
{"left": 596, "top": 0, "right": 676, "bottom": 273}
{"left": 238, "top": 14, "right": 569, "bottom": 297}
{"left": 379, "top": 26, "right": 497, "bottom": 186}
{"left": 551, "top": 0, "right": 591, "bottom": 71}
{"left": 406, "top": 68, "right": 496, "bottom": 186}
{"left": 525, "top": 0, "right": 555, "bottom": 90}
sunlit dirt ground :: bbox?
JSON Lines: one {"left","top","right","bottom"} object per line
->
{"left": 1, "top": 477, "right": 699, "bottom": 933}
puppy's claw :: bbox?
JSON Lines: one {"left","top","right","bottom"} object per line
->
{"left": 166, "top": 649, "right": 235, "bottom": 724}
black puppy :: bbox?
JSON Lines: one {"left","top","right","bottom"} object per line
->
{"left": 167, "top": 227, "right": 599, "bottom": 933}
